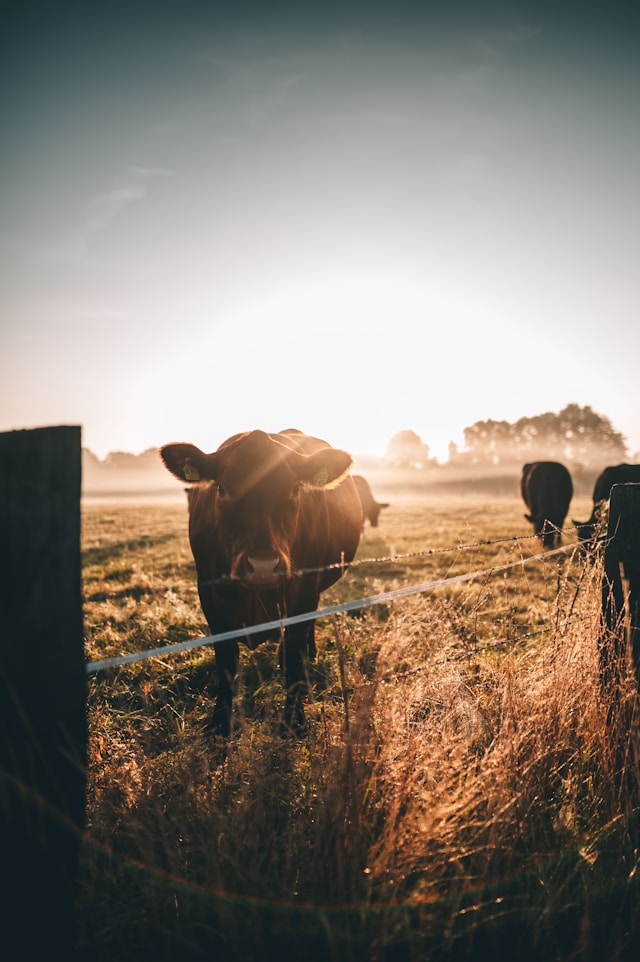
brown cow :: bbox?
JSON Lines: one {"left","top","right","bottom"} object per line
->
{"left": 520, "top": 461, "right": 573, "bottom": 548}
{"left": 352, "top": 475, "right": 389, "bottom": 529}
{"left": 161, "top": 429, "right": 362, "bottom": 737}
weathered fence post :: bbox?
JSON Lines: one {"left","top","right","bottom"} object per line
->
{"left": 600, "top": 483, "right": 640, "bottom": 710}
{"left": 0, "top": 426, "right": 87, "bottom": 959}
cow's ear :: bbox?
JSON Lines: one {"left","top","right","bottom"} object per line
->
{"left": 160, "top": 443, "right": 211, "bottom": 483}
{"left": 301, "top": 448, "right": 353, "bottom": 489}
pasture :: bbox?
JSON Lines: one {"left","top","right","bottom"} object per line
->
{"left": 77, "top": 492, "right": 640, "bottom": 961}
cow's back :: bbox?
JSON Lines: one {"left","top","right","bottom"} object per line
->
{"left": 522, "top": 461, "right": 572, "bottom": 506}
{"left": 520, "top": 461, "right": 573, "bottom": 541}
{"left": 352, "top": 475, "right": 373, "bottom": 513}
{"left": 593, "top": 463, "right": 640, "bottom": 504}
{"left": 520, "top": 462, "right": 535, "bottom": 509}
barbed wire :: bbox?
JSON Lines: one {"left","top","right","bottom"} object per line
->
{"left": 194, "top": 523, "right": 604, "bottom": 587}
{"left": 86, "top": 540, "right": 584, "bottom": 675}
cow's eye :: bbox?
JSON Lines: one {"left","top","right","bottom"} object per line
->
{"left": 216, "top": 482, "right": 227, "bottom": 497}
{"left": 291, "top": 482, "right": 302, "bottom": 499}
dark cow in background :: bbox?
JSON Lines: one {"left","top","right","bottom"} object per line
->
{"left": 161, "top": 429, "right": 362, "bottom": 737}
{"left": 520, "top": 461, "right": 573, "bottom": 548}
{"left": 573, "top": 463, "right": 640, "bottom": 545}
{"left": 352, "top": 474, "right": 389, "bottom": 530}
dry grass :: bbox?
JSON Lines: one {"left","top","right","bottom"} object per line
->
{"left": 76, "top": 495, "right": 640, "bottom": 962}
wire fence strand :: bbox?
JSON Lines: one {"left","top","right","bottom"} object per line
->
{"left": 86, "top": 540, "right": 580, "bottom": 675}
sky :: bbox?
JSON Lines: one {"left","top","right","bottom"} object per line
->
{"left": 2, "top": 0, "right": 639, "bottom": 463}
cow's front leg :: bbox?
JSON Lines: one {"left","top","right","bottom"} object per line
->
{"left": 280, "top": 622, "right": 314, "bottom": 737}
{"left": 209, "top": 639, "right": 239, "bottom": 737}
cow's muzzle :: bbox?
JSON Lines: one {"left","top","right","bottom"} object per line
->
{"left": 240, "top": 553, "right": 288, "bottom": 587}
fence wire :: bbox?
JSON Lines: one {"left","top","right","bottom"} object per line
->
{"left": 86, "top": 535, "right": 583, "bottom": 675}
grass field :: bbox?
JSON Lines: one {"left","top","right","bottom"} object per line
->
{"left": 77, "top": 492, "right": 640, "bottom": 962}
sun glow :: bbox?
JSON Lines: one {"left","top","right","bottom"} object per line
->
{"left": 179, "top": 270, "right": 489, "bottom": 462}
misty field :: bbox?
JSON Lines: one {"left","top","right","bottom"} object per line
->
{"left": 77, "top": 493, "right": 640, "bottom": 962}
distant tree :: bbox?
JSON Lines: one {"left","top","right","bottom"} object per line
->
{"left": 81, "top": 448, "right": 102, "bottom": 481}
{"left": 460, "top": 404, "right": 627, "bottom": 468}
{"left": 137, "top": 448, "right": 163, "bottom": 470}
{"left": 462, "top": 419, "right": 514, "bottom": 466}
{"left": 81, "top": 446, "right": 168, "bottom": 493}
{"left": 82, "top": 448, "right": 100, "bottom": 468}
{"left": 103, "top": 448, "right": 162, "bottom": 472}
{"left": 512, "top": 404, "right": 626, "bottom": 466}
{"left": 387, "top": 430, "right": 431, "bottom": 468}
{"left": 104, "top": 451, "right": 140, "bottom": 470}
{"left": 556, "top": 404, "right": 626, "bottom": 466}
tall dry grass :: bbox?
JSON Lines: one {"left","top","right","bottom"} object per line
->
{"left": 76, "top": 500, "right": 640, "bottom": 962}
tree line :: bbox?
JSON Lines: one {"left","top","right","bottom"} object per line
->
{"left": 387, "top": 404, "right": 629, "bottom": 470}
{"left": 82, "top": 404, "right": 631, "bottom": 485}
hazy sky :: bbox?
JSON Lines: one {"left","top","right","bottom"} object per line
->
{"left": 2, "top": 1, "right": 639, "bottom": 462}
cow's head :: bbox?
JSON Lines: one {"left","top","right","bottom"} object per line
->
{"left": 369, "top": 499, "right": 390, "bottom": 527}
{"left": 160, "top": 431, "right": 352, "bottom": 587}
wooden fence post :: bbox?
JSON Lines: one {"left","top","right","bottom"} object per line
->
{"left": 600, "top": 482, "right": 640, "bottom": 703}
{"left": 0, "top": 426, "right": 87, "bottom": 959}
